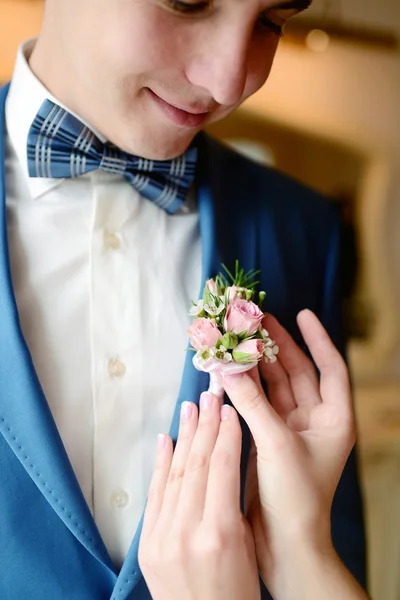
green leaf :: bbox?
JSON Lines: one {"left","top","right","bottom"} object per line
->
{"left": 237, "top": 329, "right": 251, "bottom": 340}
{"left": 232, "top": 351, "right": 253, "bottom": 364}
{"left": 221, "top": 263, "right": 235, "bottom": 283}
{"left": 221, "top": 332, "right": 239, "bottom": 350}
{"left": 202, "top": 283, "right": 214, "bottom": 306}
{"left": 214, "top": 275, "right": 222, "bottom": 293}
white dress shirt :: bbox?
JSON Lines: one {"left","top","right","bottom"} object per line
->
{"left": 5, "top": 39, "right": 202, "bottom": 568}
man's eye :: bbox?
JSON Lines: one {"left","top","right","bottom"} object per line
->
{"left": 258, "top": 15, "right": 284, "bottom": 37}
{"left": 167, "top": 0, "right": 209, "bottom": 13}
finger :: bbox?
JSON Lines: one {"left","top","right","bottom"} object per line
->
{"left": 297, "top": 310, "right": 352, "bottom": 411}
{"left": 177, "top": 391, "right": 221, "bottom": 523}
{"left": 142, "top": 433, "right": 174, "bottom": 536}
{"left": 262, "top": 313, "right": 320, "bottom": 406}
{"left": 203, "top": 404, "right": 242, "bottom": 523}
{"left": 221, "top": 370, "right": 287, "bottom": 451}
{"left": 208, "top": 373, "right": 225, "bottom": 406}
{"left": 244, "top": 437, "right": 258, "bottom": 516}
{"left": 259, "top": 357, "right": 296, "bottom": 421}
{"left": 238, "top": 365, "right": 293, "bottom": 419}
{"left": 158, "top": 401, "right": 198, "bottom": 527}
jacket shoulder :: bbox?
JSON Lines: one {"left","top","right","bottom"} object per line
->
{"left": 200, "top": 132, "right": 337, "bottom": 223}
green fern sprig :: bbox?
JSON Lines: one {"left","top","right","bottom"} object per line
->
{"left": 221, "top": 260, "right": 261, "bottom": 290}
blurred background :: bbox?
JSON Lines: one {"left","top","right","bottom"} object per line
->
{"left": 1, "top": 0, "right": 399, "bottom": 597}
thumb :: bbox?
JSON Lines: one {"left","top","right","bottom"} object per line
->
{"left": 221, "top": 370, "right": 287, "bottom": 448}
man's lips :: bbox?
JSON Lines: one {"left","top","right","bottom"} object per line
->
{"left": 147, "top": 89, "right": 212, "bottom": 128}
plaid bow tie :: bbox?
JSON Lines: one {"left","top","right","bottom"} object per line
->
{"left": 27, "top": 99, "right": 198, "bottom": 214}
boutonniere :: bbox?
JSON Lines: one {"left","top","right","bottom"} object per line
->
{"left": 187, "top": 261, "right": 279, "bottom": 396}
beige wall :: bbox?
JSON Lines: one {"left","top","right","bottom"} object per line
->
{"left": 247, "top": 41, "right": 400, "bottom": 159}
{"left": 0, "top": 0, "right": 44, "bottom": 82}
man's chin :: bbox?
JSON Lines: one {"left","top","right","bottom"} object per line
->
{"left": 129, "top": 132, "right": 197, "bottom": 161}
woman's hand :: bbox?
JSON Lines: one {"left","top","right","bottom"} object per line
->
{"left": 220, "top": 309, "right": 357, "bottom": 594}
{"left": 138, "top": 391, "right": 261, "bottom": 600}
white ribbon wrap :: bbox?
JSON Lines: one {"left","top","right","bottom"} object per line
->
{"left": 192, "top": 354, "right": 257, "bottom": 404}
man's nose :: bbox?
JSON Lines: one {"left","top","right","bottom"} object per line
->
{"left": 186, "top": 25, "right": 250, "bottom": 108}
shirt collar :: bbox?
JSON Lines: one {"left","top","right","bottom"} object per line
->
{"left": 5, "top": 39, "right": 106, "bottom": 200}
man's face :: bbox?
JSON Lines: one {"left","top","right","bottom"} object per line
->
{"left": 40, "top": 0, "right": 310, "bottom": 159}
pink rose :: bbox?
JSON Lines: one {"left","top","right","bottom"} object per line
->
{"left": 187, "top": 318, "right": 222, "bottom": 350}
{"left": 224, "top": 299, "right": 264, "bottom": 335}
{"left": 233, "top": 339, "right": 265, "bottom": 364}
{"left": 206, "top": 279, "right": 218, "bottom": 295}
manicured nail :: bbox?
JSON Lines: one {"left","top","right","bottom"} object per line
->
{"left": 200, "top": 392, "right": 213, "bottom": 410}
{"left": 157, "top": 433, "right": 166, "bottom": 451}
{"left": 222, "top": 372, "right": 244, "bottom": 385}
{"left": 221, "top": 405, "right": 231, "bottom": 421}
{"left": 181, "top": 401, "right": 192, "bottom": 422}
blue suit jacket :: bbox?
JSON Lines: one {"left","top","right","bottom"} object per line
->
{"left": 0, "top": 82, "right": 366, "bottom": 599}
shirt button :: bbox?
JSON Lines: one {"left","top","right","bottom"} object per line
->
{"left": 108, "top": 359, "right": 126, "bottom": 378}
{"left": 103, "top": 230, "right": 121, "bottom": 251}
{"left": 110, "top": 489, "right": 129, "bottom": 508}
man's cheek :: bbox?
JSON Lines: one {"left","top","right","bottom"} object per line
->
{"left": 246, "top": 41, "right": 280, "bottom": 91}
{"left": 243, "top": 59, "right": 272, "bottom": 100}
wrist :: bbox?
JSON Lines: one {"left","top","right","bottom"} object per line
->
{"left": 258, "top": 529, "right": 336, "bottom": 597}
{"left": 260, "top": 537, "right": 368, "bottom": 600}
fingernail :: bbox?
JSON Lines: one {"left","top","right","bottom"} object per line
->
{"left": 222, "top": 372, "right": 244, "bottom": 385}
{"left": 221, "top": 405, "right": 231, "bottom": 421}
{"left": 181, "top": 401, "right": 192, "bottom": 422}
{"left": 200, "top": 392, "right": 213, "bottom": 410}
{"left": 157, "top": 433, "right": 166, "bottom": 451}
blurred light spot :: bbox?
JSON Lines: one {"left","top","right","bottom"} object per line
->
{"left": 306, "top": 29, "right": 330, "bottom": 52}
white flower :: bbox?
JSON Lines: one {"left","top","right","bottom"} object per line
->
{"left": 195, "top": 346, "right": 214, "bottom": 364}
{"left": 189, "top": 299, "right": 204, "bottom": 316}
{"left": 264, "top": 343, "right": 279, "bottom": 363}
{"left": 259, "top": 328, "right": 279, "bottom": 363}
{"left": 264, "top": 354, "right": 277, "bottom": 363}
{"left": 212, "top": 346, "right": 233, "bottom": 364}
{"left": 204, "top": 301, "right": 225, "bottom": 317}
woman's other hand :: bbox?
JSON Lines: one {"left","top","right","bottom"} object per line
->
{"left": 139, "top": 390, "right": 260, "bottom": 600}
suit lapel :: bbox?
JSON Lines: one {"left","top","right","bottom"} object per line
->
{"left": 0, "top": 83, "right": 115, "bottom": 575}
